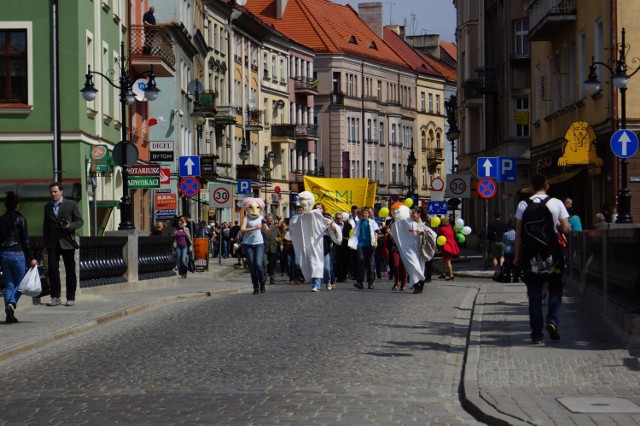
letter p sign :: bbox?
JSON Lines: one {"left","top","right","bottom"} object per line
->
{"left": 498, "top": 157, "right": 517, "bottom": 182}
{"left": 237, "top": 179, "right": 252, "bottom": 194}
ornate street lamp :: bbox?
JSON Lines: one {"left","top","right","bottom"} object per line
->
{"left": 189, "top": 80, "right": 206, "bottom": 221}
{"left": 445, "top": 95, "right": 461, "bottom": 221}
{"left": 406, "top": 144, "right": 417, "bottom": 197}
{"left": 81, "top": 41, "right": 160, "bottom": 230}
{"left": 584, "top": 28, "right": 639, "bottom": 223}
{"left": 262, "top": 151, "right": 274, "bottom": 207}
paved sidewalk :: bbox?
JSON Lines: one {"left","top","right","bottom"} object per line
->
{"left": 2, "top": 249, "right": 640, "bottom": 424}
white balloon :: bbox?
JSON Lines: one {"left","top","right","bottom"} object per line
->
{"left": 455, "top": 218, "right": 465, "bottom": 228}
{"left": 462, "top": 226, "right": 472, "bottom": 236}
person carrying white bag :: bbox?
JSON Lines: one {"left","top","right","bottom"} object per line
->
{"left": 0, "top": 191, "right": 38, "bottom": 324}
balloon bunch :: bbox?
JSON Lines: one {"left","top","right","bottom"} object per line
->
{"left": 453, "top": 218, "right": 472, "bottom": 243}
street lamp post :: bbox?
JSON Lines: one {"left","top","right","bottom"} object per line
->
{"left": 584, "top": 27, "right": 638, "bottom": 223}
{"left": 190, "top": 81, "right": 206, "bottom": 221}
{"left": 445, "top": 95, "right": 461, "bottom": 221}
{"left": 81, "top": 41, "right": 160, "bottom": 230}
{"left": 262, "top": 151, "right": 274, "bottom": 208}
{"left": 406, "top": 142, "right": 417, "bottom": 198}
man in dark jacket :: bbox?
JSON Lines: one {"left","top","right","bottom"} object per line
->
{"left": 43, "top": 182, "right": 83, "bottom": 307}
{"left": 261, "top": 214, "right": 281, "bottom": 285}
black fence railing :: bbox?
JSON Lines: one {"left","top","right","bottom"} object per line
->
{"left": 138, "top": 236, "right": 177, "bottom": 280}
{"left": 79, "top": 237, "right": 128, "bottom": 288}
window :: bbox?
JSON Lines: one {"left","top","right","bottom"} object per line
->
{"left": 594, "top": 19, "right": 603, "bottom": 63}
{"left": 421, "top": 130, "right": 426, "bottom": 150}
{"left": 578, "top": 32, "right": 586, "bottom": 99}
{"left": 391, "top": 164, "right": 396, "bottom": 184}
{"left": 377, "top": 80, "right": 381, "bottom": 100}
{"left": 379, "top": 122, "right": 384, "bottom": 145}
{"left": 271, "top": 55, "right": 276, "bottom": 80}
{"left": 279, "top": 58, "right": 286, "bottom": 82}
{"left": 391, "top": 123, "right": 396, "bottom": 144}
{"left": 514, "top": 19, "right": 529, "bottom": 57}
{"left": 367, "top": 160, "right": 371, "bottom": 178}
{"left": 428, "top": 93, "right": 433, "bottom": 113}
{"left": 0, "top": 27, "right": 32, "bottom": 104}
{"left": 421, "top": 167, "right": 426, "bottom": 187}
{"left": 514, "top": 97, "right": 529, "bottom": 138}
{"left": 436, "top": 94, "right": 441, "bottom": 114}
{"left": 420, "top": 92, "right": 425, "bottom": 111}
{"left": 102, "top": 44, "right": 109, "bottom": 117}
{"left": 85, "top": 32, "right": 95, "bottom": 110}
{"left": 379, "top": 162, "right": 384, "bottom": 184}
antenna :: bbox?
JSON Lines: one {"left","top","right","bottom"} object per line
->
{"left": 384, "top": 2, "right": 396, "bottom": 25}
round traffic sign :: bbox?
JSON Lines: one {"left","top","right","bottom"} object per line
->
{"left": 449, "top": 177, "right": 467, "bottom": 196}
{"left": 211, "top": 187, "right": 231, "bottom": 206}
{"left": 112, "top": 141, "right": 139, "bottom": 167}
{"left": 431, "top": 177, "right": 445, "bottom": 191}
{"left": 610, "top": 129, "right": 639, "bottom": 159}
{"left": 477, "top": 178, "right": 497, "bottom": 199}
{"left": 179, "top": 176, "right": 200, "bottom": 197}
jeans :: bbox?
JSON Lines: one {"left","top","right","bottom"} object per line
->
{"left": 222, "top": 239, "right": 230, "bottom": 257}
{"left": 176, "top": 245, "right": 189, "bottom": 276}
{"left": 524, "top": 271, "right": 563, "bottom": 341}
{"left": 322, "top": 248, "right": 335, "bottom": 284}
{"left": 286, "top": 249, "right": 297, "bottom": 281}
{"left": 356, "top": 246, "right": 375, "bottom": 284}
{"left": 1, "top": 250, "right": 26, "bottom": 307}
{"left": 48, "top": 246, "right": 77, "bottom": 300}
{"left": 311, "top": 277, "right": 321, "bottom": 289}
{"left": 244, "top": 243, "right": 265, "bottom": 288}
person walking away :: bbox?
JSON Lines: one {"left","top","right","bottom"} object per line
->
{"left": 221, "top": 223, "right": 231, "bottom": 257}
{"left": 277, "top": 221, "right": 288, "bottom": 276}
{"left": 43, "top": 182, "right": 84, "bottom": 307}
{"left": 1, "top": 191, "right": 38, "bottom": 323}
{"left": 501, "top": 218, "right": 520, "bottom": 283}
{"left": 438, "top": 217, "right": 459, "bottom": 281}
{"left": 563, "top": 198, "right": 583, "bottom": 231}
{"left": 487, "top": 211, "right": 507, "bottom": 281}
{"left": 173, "top": 216, "right": 192, "bottom": 279}
{"left": 351, "top": 208, "right": 380, "bottom": 289}
{"left": 514, "top": 174, "right": 570, "bottom": 344}
{"left": 592, "top": 213, "right": 608, "bottom": 230}
{"left": 261, "top": 214, "right": 280, "bottom": 285}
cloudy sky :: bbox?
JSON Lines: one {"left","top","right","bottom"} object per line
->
{"left": 331, "top": 0, "right": 457, "bottom": 42}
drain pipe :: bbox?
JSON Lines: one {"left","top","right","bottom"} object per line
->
{"left": 52, "top": 0, "right": 63, "bottom": 182}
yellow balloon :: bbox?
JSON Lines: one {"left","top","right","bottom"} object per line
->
{"left": 378, "top": 207, "right": 389, "bottom": 218}
{"left": 437, "top": 235, "right": 447, "bottom": 246}
{"left": 404, "top": 198, "right": 413, "bottom": 208}
{"left": 349, "top": 228, "right": 354, "bottom": 237}
{"left": 430, "top": 216, "right": 441, "bottom": 228}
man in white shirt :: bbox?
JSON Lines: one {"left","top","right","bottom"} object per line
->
{"left": 514, "top": 174, "right": 570, "bottom": 345}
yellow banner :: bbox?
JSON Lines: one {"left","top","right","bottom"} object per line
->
{"left": 303, "top": 177, "right": 375, "bottom": 216}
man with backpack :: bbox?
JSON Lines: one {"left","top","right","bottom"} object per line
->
{"left": 514, "top": 174, "right": 570, "bottom": 345}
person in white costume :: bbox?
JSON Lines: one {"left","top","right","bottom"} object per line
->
{"left": 389, "top": 205, "right": 436, "bottom": 294}
{"left": 287, "top": 191, "right": 341, "bottom": 292}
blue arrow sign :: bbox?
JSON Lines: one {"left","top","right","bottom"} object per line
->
{"left": 179, "top": 155, "right": 200, "bottom": 177}
{"left": 610, "top": 129, "right": 639, "bottom": 159}
{"left": 498, "top": 157, "right": 517, "bottom": 182}
{"left": 427, "top": 201, "right": 448, "bottom": 215}
{"left": 477, "top": 157, "right": 498, "bottom": 178}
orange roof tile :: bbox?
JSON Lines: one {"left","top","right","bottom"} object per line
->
{"left": 439, "top": 40, "right": 457, "bottom": 62}
{"left": 245, "top": 0, "right": 411, "bottom": 70}
{"left": 419, "top": 51, "right": 457, "bottom": 82}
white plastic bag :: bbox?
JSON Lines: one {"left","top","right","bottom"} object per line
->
{"left": 17, "top": 266, "right": 42, "bottom": 297}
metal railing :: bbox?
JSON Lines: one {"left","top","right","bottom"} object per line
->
{"left": 528, "top": 0, "right": 576, "bottom": 32}
{"left": 129, "top": 25, "right": 176, "bottom": 67}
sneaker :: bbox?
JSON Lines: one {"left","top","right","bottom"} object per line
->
{"left": 5, "top": 303, "right": 17, "bottom": 323}
{"left": 546, "top": 323, "right": 560, "bottom": 340}
{"left": 327, "top": 283, "right": 332, "bottom": 291}
{"left": 354, "top": 282, "right": 364, "bottom": 289}
{"left": 47, "top": 297, "right": 62, "bottom": 306}
{"left": 311, "top": 287, "right": 319, "bottom": 292}
{"left": 65, "top": 300, "right": 76, "bottom": 307}
{"left": 531, "top": 338, "right": 544, "bottom": 345}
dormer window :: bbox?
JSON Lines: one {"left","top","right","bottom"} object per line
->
{"left": 349, "top": 35, "right": 357, "bottom": 44}
{"left": 369, "top": 41, "right": 377, "bottom": 50}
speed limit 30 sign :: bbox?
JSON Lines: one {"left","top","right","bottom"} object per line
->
{"left": 209, "top": 183, "right": 233, "bottom": 208}
{"left": 445, "top": 174, "right": 471, "bottom": 198}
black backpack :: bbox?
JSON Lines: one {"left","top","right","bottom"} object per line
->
{"left": 521, "top": 197, "right": 563, "bottom": 274}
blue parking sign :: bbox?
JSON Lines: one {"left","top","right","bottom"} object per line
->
{"left": 498, "top": 157, "right": 517, "bottom": 182}
{"left": 237, "top": 179, "right": 252, "bottom": 194}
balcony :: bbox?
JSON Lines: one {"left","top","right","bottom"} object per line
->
{"left": 129, "top": 25, "right": 175, "bottom": 77}
{"left": 236, "top": 164, "right": 261, "bottom": 181}
{"left": 427, "top": 148, "right": 444, "bottom": 165}
{"left": 295, "top": 124, "right": 319, "bottom": 140}
{"left": 271, "top": 124, "right": 296, "bottom": 144}
{"left": 528, "top": 0, "right": 577, "bottom": 41}
{"left": 199, "top": 90, "right": 217, "bottom": 118}
{"left": 246, "top": 108, "right": 264, "bottom": 130}
{"left": 475, "top": 67, "right": 498, "bottom": 94}
{"left": 214, "top": 105, "right": 237, "bottom": 125}
{"left": 294, "top": 77, "right": 318, "bottom": 95}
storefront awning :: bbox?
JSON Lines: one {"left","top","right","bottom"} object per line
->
{"left": 547, "top": 168, "right": 583, "bottom": 184}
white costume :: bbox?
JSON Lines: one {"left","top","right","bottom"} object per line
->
{"left": 389, "top": 205, "right": 433, "bottom": 286}
{"left": 288, "top": 191, "right": 341, "bottom": 282}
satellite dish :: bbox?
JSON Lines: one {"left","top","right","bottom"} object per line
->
{"left": 132, "top": 78, "right": 149, "bottom": 102}
{"left": 187, "top": 79, "right": 204, "bottom": 95}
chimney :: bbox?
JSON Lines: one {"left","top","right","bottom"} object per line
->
{"left": 358, "top": 2, "right": 383, "bottom": 39}
{"left": 277, "top": 0, "right": 288, "bottom": 19}
{"left": 405, "top": 34, "right": 441, "bottom": 58}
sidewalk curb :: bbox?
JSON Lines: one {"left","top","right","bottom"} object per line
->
{"left": 0, "top": 264, "right": 242, "bottom": 363}
{"left": 460, "top": 284, "right": 533, "bottom": 426}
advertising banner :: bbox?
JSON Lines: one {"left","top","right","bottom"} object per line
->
{"left": 193, "top": 238, "right": 209, "bottom": 271}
